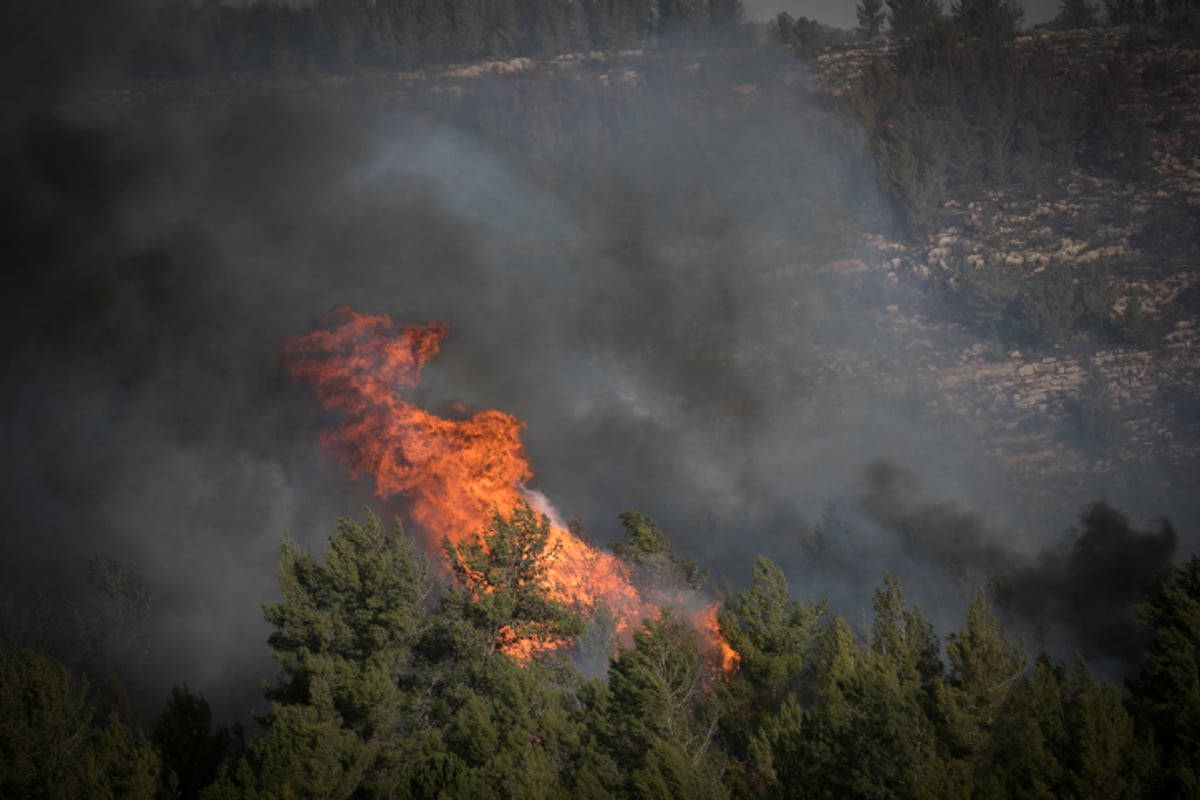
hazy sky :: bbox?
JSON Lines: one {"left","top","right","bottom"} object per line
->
{"left": 743, "top": 0, "right": 1061, "bottom": 28}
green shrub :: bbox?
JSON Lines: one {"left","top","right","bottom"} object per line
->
{"left": 952, "top": 256, "right": 1021, "bottom": 334}
{"left": 1077, "top": 259, "right": 1115, "bottom": 330}
{"left": 1073, "top": 369, "right": 1123, "bottom": 455}
{"left": 1118, "top": 290, "right": 1150, "bottom": 344}
{"left": 1019, "top": 261, "right": 1082, "bottom": 344}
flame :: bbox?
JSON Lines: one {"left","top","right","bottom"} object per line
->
{"left": 283, "top": 307, "right": 737, "bottom": 671}
{"left": 694, "top": 603, "right": 740, "bottom": 674}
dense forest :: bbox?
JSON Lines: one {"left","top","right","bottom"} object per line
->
{"left": 4, "top": 0, "right": 1200, "bottom": 797}
{"left": 3, "top": 502, "right": 1200, "bottom": 798}
{"left": 5, "top": 0, "right": 1193, "bottom": 80}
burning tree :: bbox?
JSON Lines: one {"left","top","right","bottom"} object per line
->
{"left": 280, "top": 308, "right": 737, "bottom": 669}
{"left": 444, "top": 501, "right": 585, "bottom": 658}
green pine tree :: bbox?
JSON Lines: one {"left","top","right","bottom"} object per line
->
{"left": 206, "top": 510, "right": 430, "bottom": 798}
{"left": 1019, "top": 261, "right": 1083, "bottom": 345}
{"left": 717, "top": 556, "right": 826, "bottom": 774}
{"left": 1129, "top": 556, "right": 1200, "bottom": 798}
{"left": 887, "top": 0, "right": 944, "bottom": 37}
{"left": 1062, "top": 660, "right": 1144, "bottom": 799}
{"left": 858, "top": 0, "right": 888, "bottom": 37}
{"left": 935, "top": 592, "right": 1029, "bottom": 795}
{"left": 0, "top": 648, "right": 159, "bottom": 799}
{"left": 403, "top": 503, "right": 595, "bottom": 797}
{"left": 263, "top": 510, "right": 430, "bottom": 739}
{"left": 613, "top": 510, "right": 708, "bottom": 592}
{"left": 951, "top": 0, "right": 1024, "bottom": 40}
{"left": 443, "top": 500, "right": 584, "bottom": 656}
{"left": 607, "top": 611, "right": 727, "bottom": 797}
{"left": 152, "top": 685, "right": 243, "bottom": 800}
{"left": 1053, "top": 0, "right": 1100, "bottom": 26}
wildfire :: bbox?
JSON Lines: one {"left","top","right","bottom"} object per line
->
{"left": 282, "top": 307, "right": 738, "bottom": 672}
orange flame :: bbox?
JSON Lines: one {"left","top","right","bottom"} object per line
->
{"left": 694, "top": 603, "right": 740, "bottom": 674}
{"left": 282, "top": 307, "right": 737, "bottom": 671}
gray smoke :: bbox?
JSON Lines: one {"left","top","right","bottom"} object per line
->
{"left": 824, "top": 460, "right": 1178, "bottom": 674}
{"left": 0, "top": 0, "right": 1190, "bottom": 723}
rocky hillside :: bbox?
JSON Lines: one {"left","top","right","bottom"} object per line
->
{"left": 816, "top": 25, "right": 1200, "bottom": 515}
{"left": 96, "top": 25, "right": 1200, "bottom": 520}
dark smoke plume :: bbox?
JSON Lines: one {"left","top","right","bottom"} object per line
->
{"left": 1, "top": 0, "right": 1192, "bottom": 722}
{"left": 997, "top": 502, "right": 1176, "bottom": 672}
{"left": 849, "top": 460, "right": 1177, "bottom": 672}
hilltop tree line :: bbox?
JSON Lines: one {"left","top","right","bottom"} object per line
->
{"left": 3, "top": 500, "right": 1199, "bottom": 799}
{"left": 772, "top": 0, "right": 1195, "bottom": 231}
{"left": 104, "top": 0, "right": 748, "bottom": 77}
{"left": 833, "top": 18, "right": 1171, "bottom": 229}
{"left": 834, "top": 0, "right": 1191, "bottom": 45}
{"left": 9, "top": 0, "right": 1192, "bottom": 250}
{"left": 385, "top": 19, "right": 1180, "bottom": 353}
{"left": 10, "top": 0, "right": 1195, "bottom": 82}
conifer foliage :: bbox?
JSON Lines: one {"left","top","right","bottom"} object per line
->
{"left": 4, "top": 509, "right": 1198, "bottom": 798}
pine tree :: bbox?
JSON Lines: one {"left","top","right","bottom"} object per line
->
{"left": 263, "top": 510, "right": 430, "bottom": 739}
{"left": 989, "top": 657, "right": 1069, "bottom": 798}
{"left": 613, "top": 510, "right": 709, "bottom": 592}
{"left": 402, "top": 503, "right": 594, "bottom": 797}
{"left": 1104, "top": 0, "right": 1139, "bottom": 22}
{"left": 1053, "top": 0, "right": 1100, "bottom": 27}
{"left": 209, "top": 704, "right": 370, "bottom": 799}
{"left": 718, "top": 556, "right": 826, "bottom": 769}
{"left": 206, "top": 511, "right": 430, "bottom": 798}
{"left": 526, "top": 0, "right": 569, "bottom": 55}
{"left": 1062, "top": 661, "right": 1144, "bottom": 799}
{"left": 443, "top": 500, "right": 584, "bottom": 655}
{"left": 1019, "top": 260, "right": 1083, "bottom": 345}
{"left": 953, "top": 255, "right": 1021, "bottom": 335}
{"left": 152, "top": 686, "right": 243, "bottom": 800}
{"left": 0, "top": 648, "right": 159, "bottom": 799}
{"left": 607, "top": 612, "right": 727, "bottom": 796}
{"left": 870, "top": 574, "right": 944, "bottom": 694}
{"left": 935, "top": 592, "right": 1029, "bottom": 794}
{"left": 657, "top": 0, "right": 708, "bottom": 41}
{"left": 858, "top": 0, "right": 887, "bottom": 37}
{"left": 415, "top": 0, "right": 454, "bottom": 60}
{"left": 951, "top": 0, "right": 1024, "bottom": 40}
{"left": 887, "top": 0, "right": 943, "bottom": 37}
{"left": 747, "top": 615, "right": 864, "bottom": 795}
{"left": 584, "top": 0, "right": 640, "bottom": 51}
{"left": 487, "top": 0, "right": 522, "bottom": 57}
{"left": 1129, "top": 556, "right": 1200, "bottom": 798}
{"left": 860, "top": 574, "right": 950, "bottom": 798}
{"left": 759, "top": 577, "right": 951, "bottom": 799}
{"left": 447, "top": 0, "right": 486, "bottom": 60}
{"left": 709, "top": 0, "right": 745, "bottom": 41}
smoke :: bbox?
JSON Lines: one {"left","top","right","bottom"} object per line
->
{"left": 831, "top": 460, "right": 1177, "bottom": 673}
{"left": 997, "top": 501, "right": 1177, "bottom": 673}
{"left": 1, "top": 0, "right": 1192, "bottom": 722}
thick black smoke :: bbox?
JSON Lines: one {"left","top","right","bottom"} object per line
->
{"left": 0, "top": 0, "right": 1191, "bottom": 722}
{"left": 844, "top": 460, "right": 1178, "bottom": 672}
{"left": 998, "top": 502, "right": 1176, "bottom": 672}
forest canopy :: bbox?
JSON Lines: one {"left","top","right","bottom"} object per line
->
{"left": 3, "top": 503, "right": 1199, "bottom": 798}
{"left": 3, "top": 1, "right": 1200, "bottom": 798}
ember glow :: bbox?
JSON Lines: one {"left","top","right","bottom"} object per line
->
{"left": 282, "top": 307, "right": 737, "bottom": 671}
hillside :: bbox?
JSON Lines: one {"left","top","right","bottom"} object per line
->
{"left": 89, "top": 22, "right": 1200, "bottom": 521}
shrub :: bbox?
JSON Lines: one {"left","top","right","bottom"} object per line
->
{"left": 1073, "top": 369, "right": 1123, "bottom": 455}
{"left": 1117, "top": 290, "right": 1150, "bottom": 344}
{"left": 1019, "top": 261, "right": 1082, "bottom": 344}
{"left": 1077, "top": 259, "right": 1115, "bottom": 330}
{"left": 952, "top": 255, "right": 1022, "bottom": 334}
